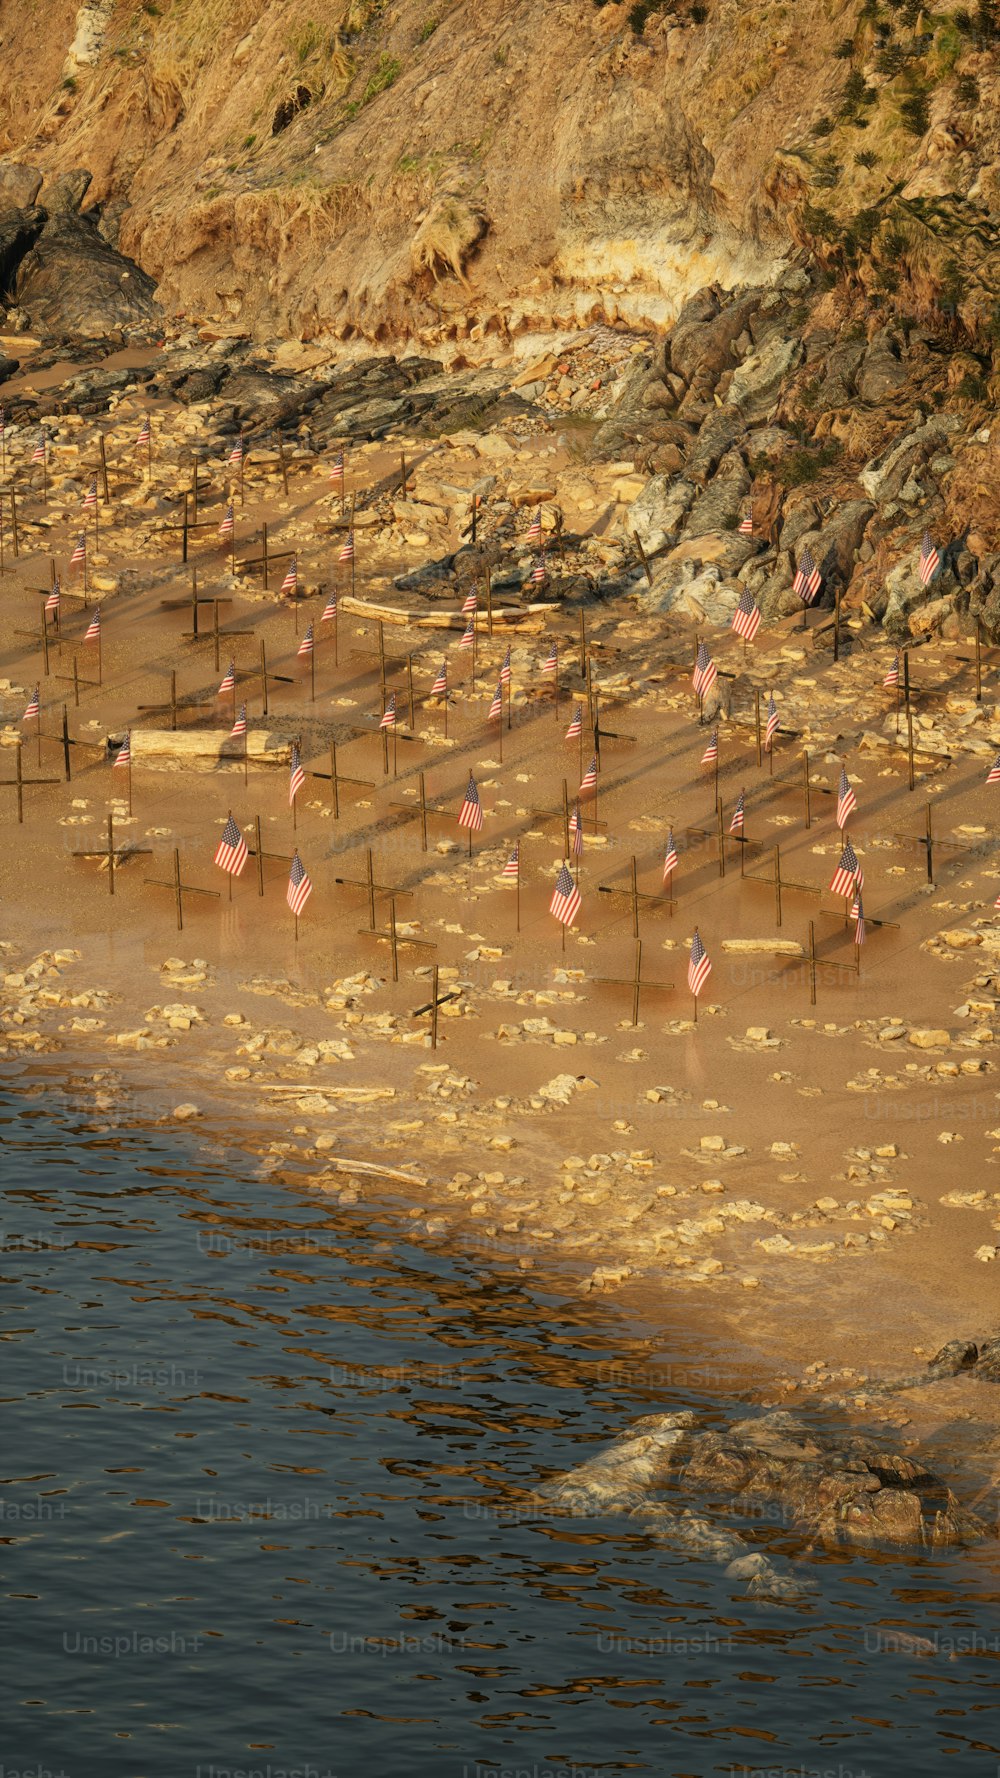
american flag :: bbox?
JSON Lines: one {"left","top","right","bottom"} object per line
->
{"left": 531, "top": 555, "right": 547, "bottom": 584}
{"left": 113, "top": 729, "right": 131, "bottom": 768}
{"left": 693, "top": 641, "right": 717, "bottom": 698}
{"left": 45, "top": 581, "right": 60, "bottom": 616}
{"left": 829, "top": 839, "right": 863, "bottom": 898}
{"left": 431, "top": 661, "right": 448, "bottom": 695}
{"left": 488, "top": 680, "right": 503, "bottom": 722}
{"left": 462, "top": 587, "right": 478, "bottom": 614}
{"left": 729, "top": 790, "right": 745, "bottom": 835}
{"left": 883, "top": 654, "right": 899, "bottom": 689}
{"left": 84, "top": 607, "right": 101, "bottom": 641}
{"left": 731, "top": 586, "right": 761, "bottom": 641}
{"left": 738, "top": 505, "right": 754, "bottom": 536}
{"left": 137, "top": 416, "right": 151, "bottom": 452}
{"left": 297, "top": 624, "right": 314, "bottom": 658}
{"left": 565, "top": 704, "right": 583, "bottom": 739}
{"left": 854, "top": 892, "right": 866, "bottom": 948}
{"left": 22, "top": 685, "right": 39, "bottom": 721}
{"left": 71, "top": 533, "right": 87, "bottom": 567}
{"left": 338, "top": 530, "right": 355, "bottom": 562}
{"left": 793, "top": 547, "right": 821, "bottom": 604}
{"left": 280, "top": 557, "right": 298, "bottom": 596}
{"left": 701, "top": 729, "right": 718, "bottom": 765}
{"left": 502, "top": 841, "right": 519, "bottom": 879}
{"left": 836, "top": 765, "right": 857, "bottom": 828}
{"left": 459, "top": 617, "right": 475, "bottom": 650}
{"left": 527, "top": 508, "right": 542, "bottom": 542}
{"left": 329, "top": 452, "right": 344, "bottom": 484}
{"left": 287, "top": 850, "right": 312, "bottom": 914}
{"left": 663, "top": 829, "right": 678, "bottom": 882}
{"left": 458, "top": 773, "right": 484, "bottom": 830}
{"left": 230, "top": 702, "right": 247, "bottom": 738}
{"left": 987, "top": 754, "right": 1000, "bottom": 785}
{"left": 569, "top": 802, "right": 584, "bottom": 856}
{"left": 688, "top": 929, "right": 712, "bottom": 997}
{"left": 919, "top": 531, "right": 941, "bottom": 587}
{"left": 219, "top": 502, "right": 234, "bottom": 539}
{"left": 321, "top": 590, "right": 337, "bottom": 623}
{"left": 579, "top": 753, "right": 597, "bottom": 793}
{"left": 379, "top": 692, "right": 396, "bottom": 729}
{"left": 31, "top": 432, "right": 46, "bottom": 464}
{"left": 549, "top": 861, "right": 581, "bottom": 927}
{"left": 765, "top": 693, "right": 779, "bottom": 749}
{"left": 541, "top": 642, "right": 558, "bottom": 676}
{"left": 289, "top": 742, "right": 305, "bottom": 804}
{"left": 228, "top": 434, "right": 244, "bottom": 465}
{"left": 214, "top": 813, "right": 248, "bottom": 875}
{"left": 500, "top": 646, "right": 512, "bottom": 686}
{"left": 218, "top": 658, "right": 236, "bottom": 694}
{"left": 82, "top": 479, "right": 98, "bottom": 511}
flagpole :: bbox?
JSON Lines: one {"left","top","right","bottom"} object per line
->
{"left": 127, "top": 754, "right": 132, "bottom": 817}
{"left": 244, "top": 726, "right": 248, "bottom": 786}
{"left": 516, "top": 859, "right": 520, "bottom": 934}
{"left": 310, "top": 644, "right": 315, "bottom": 704}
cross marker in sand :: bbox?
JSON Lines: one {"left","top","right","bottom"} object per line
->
{"left": 143, "top": 848, "right": 221, "bottom": 931}
{"left": 593, "top": 938, "right": 673, "bottom": 1028}
{"left": 334, "top": 846, "right": 413, "bottom": 932}
{"left": 73, "top": 813, "right": 151, "bottom": 897}
{"left": 307, "top": 740, "right": 375, "bottom": 820}
{"left": 411, "top": 964, "right": 461, "bottom": 1051}
{"left": 598, "top": 855, "right": 673, "bottom": 934}
{"left": 0, "top": 741, "right": 60, "bottom": 823}
{"left": 359, "top": 897, "right": 435, "bottom": 983}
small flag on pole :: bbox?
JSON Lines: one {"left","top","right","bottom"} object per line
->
{"left": 289, "top": 742, "right": 305, "bottom": 804}
{"left": 329, "top": 452, "right": 344, "bottom": 485}
{"left": 729, "top": 790, "right": 745, "bottom": 835}
{"left": 883, "top": 655, "right": 899, "bottom": 689}
{"left": 71, "top": 533, "right": 87, "bottom": 567}
{"left": 988, "top": 754, "right": 1000, "bottom": 785}
{"left": 488, "top": 681, "right": 503, "bottom": 722}
{"left": 458, "top": 774, "right": 484, "bottom": 830}
{"left": 45, "top": 581, "right": 60, "bottom": 616}
{"left": 228, "top": 434, "right": 244, "bottom": 466}
{"left": 321, "top": 590, "right": 337, "bottom": 623}
{"left": 738, "top": 505, "right": 754, "bottom": 536}
{"left": 565, "top": 704, "right": 583, "bottom": 740}
{"left": 499, "top": 646, "right": 512, "bottom": 687}
{"left": 214, "top": 813, "right": 248, "bottom": 876}
{"left": 569, "top": 802, "right": 584, "bottom": 857}
{"left": 701, "top": 729, "right": 718, "bottom": 765}
{"left": 693, "top": 641, "right": 717, "bottom": 697}
{"left": 113, "top": 729, "right": 131, "bottom": 768}
{"left": 218, "top": 659, "right": 236, "bottom": 695}
{"left": 502, "top": 842, "right": 520, "bottom": 880}
{"left": 549, "top": 861, "right": 581, "bottom": 927}
{"left": 854, "top": 892, "right": 866, "bottom": 948}
{"left": 458, "top": 617, "right": 475, "bottom": 651}
{"left": 280, "top": 556, "right": 298, "bottom": 596}
{"left": 527, "top": 508, "right": 542, "bottom": 542}
{"left": 379, "top": 692, "right": 396, "bottom": 730}
{"left": 765, "top": 693, "right": 779, "bottom": 749}
{"left": 137, "top": 416, "right": 151, "bottom": 453}
{"left": 230, "top": 703, "right": 247, "bottom": 738}
{"left": 919, "top": 531, "right": 941, "bottom": 587}
{"left": 688, "top": 929, "right": 712, "bottom": 997}
{"left": 462, "top": 587, "right": 478, "bottom": 614}
{"left": 338, "top": 531, "right": 355, "bottom": 562}
{"left": 82, "top": 479, "right": 98, "bottom": 511}
{"left": 663, "top": 829, "right": 678, "bottom": 882}
{"left": 541, "top": 642, "right": 558, "bottom": 676}
{"left": 287, "top": 850, "right": 313, "bottom": 914}
{"left": 793, "top": 547, "right": 821, "bottom": 604}
{"left": 836, "top": 765, "right": 857, "bottom": 828}
{"left": 579, "top": 754, "right": 598, "bottom": 794}
{"left": 31, "top": 432, "right": 47, "bottom": 465}
{"left": 431, "top": 661, "right": 448, "bottom": 695}
{"left": 219, "top": 502, "right": 234, "bottom": 539}
{"left": 731, "top": 586, "right": 761, "bottom": 641}
{"left": 297, "top": 624, "right": 314, "bottom": 659}
{"left": 829, "top": 840, "right": 863, "bottom": 898}
{"left": 22, "top": 686, "right": 40, "bottom": 721}
{"left": 84, "top": 607, "right": 101, "bottom": 641}
{"left": 530, "top": 555, "right": 547, "bottom": 585}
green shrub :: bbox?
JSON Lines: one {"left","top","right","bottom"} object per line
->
{"left": 418, "top": 16, "right": 439, "bottom": 40}
{"left": 899, "top": 89, "right": 929, "bottom": 135}
{"left": 362, "top": 54, "right": 401, "bottom": 103}
{"left": 782, "top": 441, "right": 842, "bottom": 485}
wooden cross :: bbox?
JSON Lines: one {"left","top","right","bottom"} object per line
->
{"left": 590, "top": 689, "right": 636, "bottom": 768}
{"left": 531, "top": 778, "right": 607, "bottom": 858}
{"left": 888, "top": 800, "right": 962, "bottom": 888}
{"left": 387, "top": 771, "right": 454, "bottom": 851}
{"left": 411, "top": 964, "right": 460, "bottom": 1050}
{"left": 237, "top": 522, "right": 295, "bottom": 591}
{"left": 307, "top": 740, "right": 374, "bottom": 819}
{"left": 743, "top": 844, "right": 820, "bottom": 928}
{"left": 351, "top": 620, "right": 407, "bottom": 709}
{"left": 72, "top": 813, "right": 151, "bottom": 896}
{"left": 143, "top": 847, "right": 221, "bottom": 931}
{"left": 181, "top": 595, "right": 254, "bottom": 673}
{"left": 804, "top": 918, "right": 859, "bottom": 1005}
{"left": 594, "top": 939, "right": 673, "bottom": 1027}
{"left": 258, "top": 639, "right": 295, "bottom": 717}
{"left": 55, "top": 655, "right": 99, "bottom": 708}
{"left": 137, "top": 671, "right": 209, "bottom": 732}
{"left": 359, "top": 897, "right": 435, "bottom": 982}
{"left": 0, "top": 742, "right": 60, "bottom": 822}
{"left": 598, "top": 856, "right": 672, "bottom": 934}
{"left": 159, "top": 577, "right": 232, "bottom": 638}
{"left": 245, "top": 815, "right": 293, "bottom": 898}
{"left": 334, "top": 846, "right": 413, "bottom": 931}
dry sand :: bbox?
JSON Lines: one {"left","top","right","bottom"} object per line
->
{"left": 4, "top": 346, "right": 1000, "bottom": 1455}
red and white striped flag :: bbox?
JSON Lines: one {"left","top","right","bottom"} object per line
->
{"left": 431, "top": 661, "right": 448, "bottom": 695}
{"left": 71, "top": 533, "right": 87, "bottom": 567}
{"left": 729, "top": 790, "right": 745, "bottom": 835}
{"left": 219, "top": 502, "right": 234, "bottom": 539}
{"left": 701, "top": 729, "right": 718, "bottom": 765}
{"left": 836, "top": 765, "right": 857, "bottom": 828}
{"left": 458, "top": 617, "right": 475, "bottom": 650}
{"left": 230, "top": 703, "right": 247, "bottom": 738}
{"left": 765, "top": 693, "right": 779, "bottom": 749}
{"left": 883, "top": 655, "right": 899, "bottom": 689}
{"left": 829, "top": 840, "right": 863, "bottom": 898}
{"left": 458, "top": 774, "right": 484, "bottom": 830}
{"left": 137, "top": 416, "right": 151, "bottom": 453}
{"left": 329, "top": 452, "right": 344, "bottom": 484}
{"left": 530, "top": 555, "right": 547, "bottom": 584}
{"left": 693, "top": 641, "right": 717, "bottom": 698}
{"left": 570, "top": 802, "right": 584, "bottom": 857}
{"left": 82, "top": 479, "right": 98, "bottom": 511}
{"left": 541, "top": 642, "right": 558, "bottom": 676}
{"left": 218, "top": 659, "right": 236, "bottom": 695}
{"left": 738, "top": 505, "right": 754, "bottom": 536}
{"left": 297, "top": 624, "right": 314, "bottom": 658}
{"left": 462, "top": 587, "right": 478, "bottom": 614}
{"left": 228, "top": 434, "right": 244, "bottom": 466}
{"left": 919, "top": 531, "right": 941, "bottom": 587}
{"left": 688, "top": 928, "right": 712, "bottom": 997}
{"left": 338, "top": 531, "right": 355, "bottom": 562}
{"left": 31, "top": 432, "right": 46, "bottom": 465}
{"left": 793, "top": 547, "right": 822, "bottom": 604}
{"left": 280, "top": 557, "right": 298, "bottom": 596}
{"left": 499, "top": 646, "right": 512, "bottom": 686}
{"left": 321, "top": 590, "right": 337, "bottom": 623}
{"left": 731, "top": 586, "right": 761, "bottom": 642}
{"left": 579, "top": 754, "right": 597, "bottom": 794}
{"left": 379, "top": 692, "right": 396, "bottom": 730}
{"left": 289, "top": 742, "right": 305, "bottom": 804}
{"left": 214, "top": 813, "right": 248, "bottom": 876}
{"left": 549, "top": 861, "right": 581, "bottom": 927}
{"left": 22, "top": 685, "right": 39, "bottom": 721}
{"left": 854, "top": 892, "right": 866, "bottom": 948}
{"left": 84, "top": 607, "right": 101, "bottom": 641}
{"left": 527, "top": 508, "right": 542, "bottom": 542}
{"left": 663, "top": 829, "right": 678, "bottom": 883}
{"left": 502, "top": 842, "right": 519, "bottom": 880}
{"left": 488, "top": 680, "right": 503, "bottom": 722}
{"left": 45, "top": 581, "right": 60, "bottom": 616}
{"left": 113, "top": 729, "right": 131, "bottom": 768}
{"left": 287, "top": 850, "right": 312, "bottom": 914}
{"left": 565, "top": 704, "right": 583, "bottom": 740}
{"left": 988, "top": 755, "right": 1000, "bottom": 785}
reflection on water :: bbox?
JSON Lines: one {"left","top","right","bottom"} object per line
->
{"left": 1, "top": 1080, "right": 999, "bottom": 1778}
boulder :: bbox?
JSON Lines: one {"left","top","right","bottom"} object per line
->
{"left": 0, "top": 161, "right": 43, "bottom": 210}
{"left": 15, "top": 179, "right": 159, "bottom": 339}
{"left": 860, "top": 417, "right": 959, "bottom": 504}
{"left": 627, "top": 475, "right": 696, "bottom": 556}
{"left": 725, "top": 332, "right": 802, "bottom": 422}
{"left": 856, "top": 329, "right": 909, "bottom": 403}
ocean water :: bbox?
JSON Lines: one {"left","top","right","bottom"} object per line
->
{"left": 2, "top": 1081, "right": 1000, "bottom": 1778}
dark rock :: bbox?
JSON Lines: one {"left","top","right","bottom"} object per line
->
{"left": 15, "top": 187, "right": 160, "bottom": 339}
{"left": 927, "top": 1339, "right": 979, "bottom": 1378}
{"left": 973, "top": 1336, "right": 1000, "bottom": 1382}
{"left": 0, "top": 351, "right": 20, "bottom": 385}
{"left": 0, "top": 160, "right": 43, "bottom": 209}
{"left": 817, "top": 334, "right": 866, "bottom": 407}
{"left": 0, "top": 206, "right": 46, "bottom": 299}
{"left": 856, "top": 330, "right": 909, "bottom": 404}
{"left": 686, "top": 410, "right": 746, "bottom": 485}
